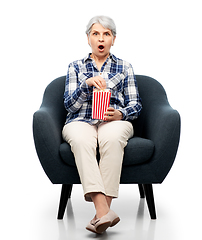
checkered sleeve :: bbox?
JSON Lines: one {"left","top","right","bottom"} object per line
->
{"left": 120, "top": 64, "right": 142, "bottom": 120}
{"left": 64, "top": 63, "right": 93, "bottom": 113}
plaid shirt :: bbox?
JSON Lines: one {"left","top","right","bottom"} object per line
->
{"left": 64, "top": 53, "right": 142, "bottom": 125}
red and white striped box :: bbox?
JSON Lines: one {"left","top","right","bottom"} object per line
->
{"left": 92, "top": 89, "right": 111, "bottom": 120}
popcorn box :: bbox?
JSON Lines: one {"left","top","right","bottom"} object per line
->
{"left": 92, "top": 89, "right": 111, "bottom": 120}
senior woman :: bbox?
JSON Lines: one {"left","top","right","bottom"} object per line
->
{"left": 62, "top": 16, "right": 142, "bottom": 234}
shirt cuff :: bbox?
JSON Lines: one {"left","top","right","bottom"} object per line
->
{"left": 118, "top": 108, "right": 127, "bottom": 120}
{"left": 80, "top": 80, "right": 93, "bottom": 94}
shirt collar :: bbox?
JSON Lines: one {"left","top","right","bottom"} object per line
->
{"left": 83, "top": 53, "right": 117, "bottom": 63}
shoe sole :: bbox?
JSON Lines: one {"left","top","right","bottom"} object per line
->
{"left": 86, "top": 226, "right": 100, "bottom": 234}
{"left": 95, "top": 221, "right": 111, "bottom": 234}
{"left": 110, "top": 217, "right": 120, "bottom": 227}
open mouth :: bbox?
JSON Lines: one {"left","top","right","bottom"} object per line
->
{"left": 98, "top": 45, "right": 104, "bottom": 50}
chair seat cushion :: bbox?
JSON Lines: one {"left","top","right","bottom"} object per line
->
{"left": 59, "top": 137, "right": 154, "bottom": 167}
{"left": 123, "top": 137, "right": 154, "bottom": 165}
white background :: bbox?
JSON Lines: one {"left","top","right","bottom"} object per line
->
{"left": 1, "top": 0, "right": 201, "bottom": 239}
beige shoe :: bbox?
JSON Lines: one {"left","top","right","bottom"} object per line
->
{"left": 94, "top": 210, "right": 120, "bottom": 233}
{"left": 108, "top": 210, "right": 120, "bottom": 227}
{"left": 94, "top": 216, "right": 111, "bottom": 234}
{"left": 86, "top": 220, "right": 99, "bottom": 234}
{"left": 86, "top": 210, "right": 120, "bottom": 234}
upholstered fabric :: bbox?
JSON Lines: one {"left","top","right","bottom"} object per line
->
{"left": 60, "top": 137, "right": 154, "bottom": 167}
{"left": 33, "top": 75, "right": 180, "bottom": 184}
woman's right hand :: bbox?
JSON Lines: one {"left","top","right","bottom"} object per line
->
{"left": 86, "top": 76, "right": 106, "bottom": 90}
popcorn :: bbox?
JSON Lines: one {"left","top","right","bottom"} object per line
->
{"left": 92, "top": 89, "right": 111, "bottom": 120}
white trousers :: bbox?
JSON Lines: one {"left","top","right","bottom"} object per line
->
{"left": 62, "top": 121, "right": 134, "bottom": 201}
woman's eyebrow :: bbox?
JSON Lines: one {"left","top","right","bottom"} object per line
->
{"left": 92, "top": 29, "right": 111, "bottom": 34}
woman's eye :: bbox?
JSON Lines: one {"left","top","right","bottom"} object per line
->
{"left": 93, "top": 32, "right": 98, "bottom": 36}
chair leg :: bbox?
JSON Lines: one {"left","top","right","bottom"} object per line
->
{"left": 143, "top": 184, "right": 157, "bottom": 219}
{"left": 138, "top": 184, "right": 145, "bottom": 198}
{"left": 57, "top": 184, "right": 73, "bottom": 220}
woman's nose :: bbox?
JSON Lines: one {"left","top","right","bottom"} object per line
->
{"left": 99, "top": 34, "right": 104, "bottom": 42}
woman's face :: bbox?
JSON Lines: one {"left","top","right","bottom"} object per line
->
{"left": 88, "top": 23, "right": 116, "bottom": 59}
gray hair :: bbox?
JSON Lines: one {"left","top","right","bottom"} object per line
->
{"left": 86, "top": 16, "right": 116, "bottom": 37}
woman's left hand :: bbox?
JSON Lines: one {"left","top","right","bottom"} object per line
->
{"left": 104, "top": 107, "right": 123, "bottom": 121}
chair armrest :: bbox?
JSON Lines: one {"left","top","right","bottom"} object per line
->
{"left": 33, "top": 107, "right": 66, "bottom": 182}
{"left": 141, "top": 104, "right": 181, "bottom": 182}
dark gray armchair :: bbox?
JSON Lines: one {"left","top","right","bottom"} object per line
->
{"left": 33, "top": 75, "right": 180, "bottom": 220}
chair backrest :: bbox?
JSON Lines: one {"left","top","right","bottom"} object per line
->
{"left": 133, "top": 75, "right": 169, "bottom": 137}
{"left": 136, "top": 75, "right": 168, "bottom": 106}
{"left": 41, "top": 76, "right": 67, "bottom": 129}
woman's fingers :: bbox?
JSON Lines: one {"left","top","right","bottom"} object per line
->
{"left": 94, "top": 77, "right": 106, "bottom": 89}
{"left": 86, "top": 76, "right": 106, "bottom": 89}
{"left": 93, "top": 80, "right": 101, "bottom": 89}
{"left": 104, "top": 108, "right": 123, "bottom": 121}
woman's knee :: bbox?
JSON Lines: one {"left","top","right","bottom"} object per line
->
{"left": 98, "top": 121, "right": 134, "bottom": 150}
{"left": 62, "top": 122, "right": 97, "bottom": 145}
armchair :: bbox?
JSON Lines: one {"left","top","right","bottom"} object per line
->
{"left": 33, "top": 75, "right": 180, "bottom": 220}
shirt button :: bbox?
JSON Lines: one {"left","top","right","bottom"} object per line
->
{"left": 100, "top": 72, "right": 102, "bottom": 75}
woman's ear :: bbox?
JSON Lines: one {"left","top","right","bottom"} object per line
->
{"left": 112, "top": 36, "right": 116, "bottom": 46}
{"left": 87, "top": 34, "right": 91, "bottom": 46}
